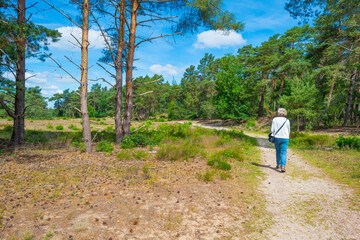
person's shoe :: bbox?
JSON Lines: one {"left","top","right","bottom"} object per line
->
{"left": 281, "top": 166, "right": 286, "bottom": 172}
{"left": 276, "top": 165, "right": 280, "bottom": 169}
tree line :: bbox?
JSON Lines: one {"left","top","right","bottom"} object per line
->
{"left": 0, "top": 0, "right": 243, "bottom": 151}
{"left": 1, "top": 0, "right": 360, "bottom": 151}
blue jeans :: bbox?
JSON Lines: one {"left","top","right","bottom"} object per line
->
{"left": 275, "top": 138, "right": 289, "bottom": 167}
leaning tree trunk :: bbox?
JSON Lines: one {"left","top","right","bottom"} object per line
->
{"left": 80, "top": 0, "right": 92, "bottom": 153}
{"left": 277, "top": 74, "right": 285, "bottom": 110}
{"left": 11, "top": 0, "right": 26, "bottom": 146}
{"left": 326, "top": 74, "right": 336, "bottom": 113}
{"left": 356, "top": 98, "right": 360, "bottom": 127}
{"left": 115, "top": 0, "right": 126, "bottom": 144}
{"left": 343, "top": 69, "right": 357, "bottom": 127}
{"left": 258, "top": 77, "right": 268, "bottom": 117}
{"left": 122, "top": 0, "right": 138, "bottom": 137}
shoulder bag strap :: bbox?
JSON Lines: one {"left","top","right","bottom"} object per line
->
{"left": 273, "top": 119, "right": 287, "bottom": 137}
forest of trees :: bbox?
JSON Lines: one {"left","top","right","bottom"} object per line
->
{"left": 1, "top": 0, "right": 360, "bottom": 148}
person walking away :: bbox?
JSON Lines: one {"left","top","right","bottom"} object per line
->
{"left": 271, "top": 108, "right": 290, "bottom": 172}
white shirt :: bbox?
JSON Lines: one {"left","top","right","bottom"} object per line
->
{"left": 271, "top": 117, "right": 290, "bottom": 139}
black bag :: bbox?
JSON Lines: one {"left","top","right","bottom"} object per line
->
{"left": 268, "top": 119, "right": 287, "bottom": 143}
{"left": 268, "top": 133, "right": 275, "bottom": 143}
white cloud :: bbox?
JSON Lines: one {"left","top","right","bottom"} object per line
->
{"left": 50, "top": 26, "right": 107, "bottom": 51}
{"left": 2, "top": 71, "right": 64, "bottom": 97}
{"left": 193, "top": 30, "right": 247, "bottom": 49}
{"left": 150, "top": 64, "right": 179, "bottom": 76}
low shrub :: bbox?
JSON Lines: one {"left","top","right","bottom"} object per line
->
{"left": 71, "top": 141, "right": 85, "bottom": 152}
{"left": 25, "top": 130, "right": 49, "bottom": 143}
{"left": 290, "top": 132, "right": 335, "bottom": 149}
{"left": 68, "top": 124, "right": 79, "bottom": 131}
{"left": 120, "top": 134, "right": 151, "bottom": 149}
{"left": 207, "top": 158, "right": 232, "bottom": 171}
{"left": 46, "top": 124, "right": 54, "bottom": 130}
{"left": 156, "top": 140, "right": 204, "bottom": 161}
{"left": 96, "top": 140, "right": 114, "bottom": 153}
{"left": 105, "top": 126, "right": 115, "bottom": 132}
{"left": 55, "top": 125, "right": 64, "bottom": 130}
{"left": 196, "top": 169, "right": 216, "bottom": 182}
{"left": 336, "top": 136, "right": 360, "bottom": 150}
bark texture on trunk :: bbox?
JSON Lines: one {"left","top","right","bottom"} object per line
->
{"left": 277, "top": 76, "right": 285, "bottom": 110}
{"left": 80, "top": 0, "right": 92, "bottom": 153}
{"left": 326, "top": 74, "right": 336, "bottom": 113}
{"left": 122, "top": 0, "right": 138, "bottom": 137}
{"left": 343, "top": 69, "right": 357, "bottom": 127}
{"left": 115, "top": 0, "right": 126, "bottom": 144}
{"left": 11, "top": 0, "right": 26, "bottom": 146}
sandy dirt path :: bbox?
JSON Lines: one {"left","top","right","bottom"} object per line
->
{"left": 194, "top": 124, "right": 360, "bottom": 239}
{"left": 245, "top": 132, "right": 360, "bottom": 240}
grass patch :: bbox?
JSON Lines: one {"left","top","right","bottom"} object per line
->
{"left": 156, "top": 140, "right": 204, "bottom": 161}
{"left": 116, "top": 149, "right": 150, "bottom": 161}
{"left": 289, "top": 132, "right": 336, "bottom": 149}
{"left": 292, "top": 148, "right": 360, "bottom": 197}
{"left": 96, "top": 140, "right": 114, "bottom": 154}
{"left": 55, "top": 125, "right": 64, "bottom": 131}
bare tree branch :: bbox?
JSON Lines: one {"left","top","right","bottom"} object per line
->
{"left": 43, "top": 52, "right": 81, "bottom": 84}
{"left": 97, "top": 63, "right": 116, "bottom": 78}
{"left": 98, "top": 60, "right": 115, "bottom": 68}
{"left": 73, "top": 107, "right": 81, "bottom": 113}
{"left": 25, "top": 74, "right": 37, "bottom": 81}
{"left": 89, "top": 77, "right": 115, "bottom": 87}
{"left": 42, "top": 0, "right": 82, "bottom": 28}
{"left": 130, "top": 124, "right": 145, "bottom": 134}
{"left": 89, "top": 8, "right": 117, "bottom": 67}
{"left": 64, "top": 56, "right": 82, "bottom": 69}
{"left": 137, "top": 15, "right": 177, "bottom": 25}
{"left": 70, "top": 33, "right": 82, "bottom": 47}
{"left": 0, "top": 99, "right": 15, "bottom": 118}
{"left": 135, "top": 32, "right": 181, "bottom": 47}
{"left": 133, "top": 91, "right": 153, "bottom": 97}
{"left": 134, "top": 78, "right": 162, "bottom": 87}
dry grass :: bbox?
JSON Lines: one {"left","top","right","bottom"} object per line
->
{"left": 0, "top": 120, "right": 265, "bottom": 239}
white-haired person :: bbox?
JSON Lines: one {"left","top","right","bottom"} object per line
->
{"left": 270, "top": 108, "right": 290, "bottom": 172}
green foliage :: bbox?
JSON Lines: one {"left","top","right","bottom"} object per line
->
{"left": 207, "top": 158, "right": 232, "bottom": 171}
{"left": 55, "top": 125, "right": 64, "bottom": 130}
{"left": 156, "top": 140, "right": 204, "bottom": 161}
{"left": 336, "top": 136, "right": 360, "bottom": 150}
{"left": 46, "top": 124, "right": 54, "bottom": 130}
{"left": 68, "top": 124, "right": 79, "bottom": 131}
{"left": 71, "top": 141, "right": 85, "bottom": 152}
{"left": 279, "top": 77, "right": 318, "bottom": 130}
{"left": 214, "top": 55, "right": 254, "bottom": 120}
{"left": 290, "top": 132, "right": 335, "bottom": 149}
{"left": 120, "top": 134, "right": 151, "bottom": 149}
{"left": 96, "top": 140, "right": 114, "bottom": 153}
{"left": 196, "top": 169, "right": 216, "bottom": 182}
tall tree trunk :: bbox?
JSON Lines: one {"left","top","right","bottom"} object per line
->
{"left": 351, "top": 96, "right": 358, "bottom": 124}
{"left": 80, "top": 0, "right": 92, "bottom": 153}
{"left": 122, "top": 0, "right": 138, "bottom": 137}
{"left": 115, "top": 0, "right": 126, "bottom": 144}
{"left": 277, "top": 76, "right": 285, "bottom": 110}
{"left": 11, "top": 0, "right": 26, "bottom": 146}
{"left": 356, "top": 98, "right": 360, "bottom": 127}
{"left": 326, "top": 74, "right": 336, "bottom": 113}
{"left": 343, "top": 69, "right": 357, "bottom": 127}
{"left": 258, "top": 83, "right": 267, "bottom": 117}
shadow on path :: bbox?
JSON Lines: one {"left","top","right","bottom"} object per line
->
{"left": 251, "top": 162, "right": 281, "bottom": 173}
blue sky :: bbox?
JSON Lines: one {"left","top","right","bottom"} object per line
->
{"left": 7, "top": 0, "right": 299, "bottom": 99}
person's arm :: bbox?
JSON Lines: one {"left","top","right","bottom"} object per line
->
{"left": 271, "top": 119, "right": 275, "bottom": 134}
{"left": 287, "top": 120, "right": 291, "bottom": 135}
